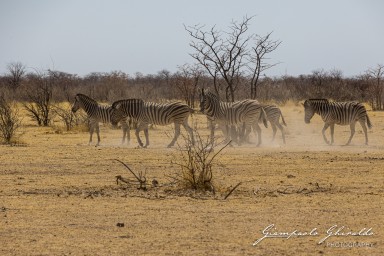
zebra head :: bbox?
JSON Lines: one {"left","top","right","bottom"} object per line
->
{"left": 303, "top": 100, "right": 315, "bottom": 124}
{"left": 71, "top": 94, "right": 82, "bottom": 113}
{"left": 303, "top": 99, "right": 330, "bottom": 124}
{"left": 199, "top": 89, "right": 218, "bottom": 114}
{"left": 110, "top": 107, "right": 125, "bottom": 127}
{"left": 110, "top": 101, "right": 123, "bottom": 126}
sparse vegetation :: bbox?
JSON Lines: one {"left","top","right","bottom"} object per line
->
{"left": 171, "top": 129, "right": 230, "bottom": 193}
{"left": 0, "top": 63, "right": 383, "bottom": 119}
{"left": 22, "top": 70, "right": 54, "bottom": 126}
{"left": 0, "top": 95, "right": 21, "bottom": 144}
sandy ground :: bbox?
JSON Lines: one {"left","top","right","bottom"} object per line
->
{"left": 0, "top": 104, "right": 383, "bottom": 255}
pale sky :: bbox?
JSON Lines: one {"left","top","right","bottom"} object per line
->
{"left": 0, "top": 0, "right": 383, "bottom": 78}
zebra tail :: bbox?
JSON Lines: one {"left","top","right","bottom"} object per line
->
{"left": 366, "top": 113, "right": 372, "bottom": 129}
{"left": 280, "top": 110, "right": 287, "bottom": 126}
{"left": 260, "top": 108, "right": 268, "bottom": 128}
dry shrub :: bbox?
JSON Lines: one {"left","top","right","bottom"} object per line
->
{"left": 172, "top": 129, "right": 229, "bottom": 193}
{"left": 51, "top": 102, "right": 89, "bottom": 132}
{"left": 0, "top": 96, "right": 22, "bottom": 144}
{"left": 51, "top": 103, "right": 89, "bottom": 133}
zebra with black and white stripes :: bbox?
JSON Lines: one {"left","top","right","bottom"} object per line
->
{"left": 71, "top": 94, "right": 130, "bottom": 146}
{"left": 251, "top": 104, "right": 287, "bottom": 144}
{"left": 199, "top": 89, "right": 268, "bottom": 146}
{"left": 111, "top": 99, "right": 194, "bottom": 148}
{"left": 303, "top": 99, "right": 372, "bottom": 145}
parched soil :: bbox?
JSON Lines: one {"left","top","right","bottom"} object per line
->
{"left": 0, "top": 105, "right": 383, "bottom": 255}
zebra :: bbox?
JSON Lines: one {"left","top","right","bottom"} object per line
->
{"left": 303, "top": 99, "right": 372, "bottom": 145}
{"left": 71, "top": 94, "right": 130, "bottom": 146}
{"left": 199, "top": 89, "right": 268, "bottom": 146}
{"left": 111, "top": 99, "right": 194, "bottom": 148}
{"left": 250, "top": 105, "right": 287, "bottom": 144}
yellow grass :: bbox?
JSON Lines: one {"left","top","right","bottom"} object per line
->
{"left": 0, "top": 105, "right": 383, "bottom": 255}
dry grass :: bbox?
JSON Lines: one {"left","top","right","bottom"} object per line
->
{"left": 0, "top": 105, "right": 383, "bottom": 255}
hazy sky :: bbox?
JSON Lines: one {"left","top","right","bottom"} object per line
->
{"left": 1, "top": 0, "right": 383, "bottom": 77}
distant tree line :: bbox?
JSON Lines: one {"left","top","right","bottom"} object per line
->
{"left": 0, "top": 61, "right": 382, "bottom": 139}
{"left": 0, "top": 62, "right": 383, "bottom": 110}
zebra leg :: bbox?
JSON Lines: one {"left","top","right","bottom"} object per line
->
{"left": 253, "top": 122, "right": 262, "bottom": 146}
{"left": 330, "top": 124, "right": 335, "bottom": 145}
{"left": 121, "top": 122, "right": 128, "bottom": 144}
{"left": 222, "top": 125, "right": 233, "bottom": 145}
{"left": 271, "top": 123, "right": 277, "bottom": 142}
{"left": 231, "top": 125, "right": 240, "bottom": 145}
{"left": 168, "top": 123, "right": 181, "bottom": 148}
{"left": 322, "top": 123, "right": 331, "bottom": 145}
{"left": 95, "top": 125, "right": 101, "bottom": 146}
{"left": 123, "top": 120, "right": 131, "bottom": 144}
{"left": 276, "top": 123, "right": 286, "bottom": 144}
{"left": 346, "top": 122, "right": 356, "bottom": 145}
{"left": 238, "top": 123, "right": 250, "bottom": 144}
{"left": 359, "top": 120, "right": 369, "bottom": 145}
{"left": 88, "top": 126, "right": 94, "bottom": 145}
{"left": 143, "top": 128, "right": 150, "bottom": 148}
{"left": 182, "top": 120, "right": 194, "bottom": 145}
{"left": 217, "top": 124, "right": 232, "bottom": 145}
{"left": 135, "top": 127, "right": 144, "bottom": 147}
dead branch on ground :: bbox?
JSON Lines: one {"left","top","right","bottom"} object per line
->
{"left": 114, "top": 159, "right": 147, "bottom": 190}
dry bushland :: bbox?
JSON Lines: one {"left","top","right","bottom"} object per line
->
{"left": 0, "top": 104, "right": 383, "bottom": 255}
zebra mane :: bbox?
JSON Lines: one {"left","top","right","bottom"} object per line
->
{"left": 76, "top": 94, "right": 99, "bottom": 105}
{"left": 308, "top": 99, "right": 329, "bottom": 103}
{"left": 203, "top": 90, "right": 219, "bottom": 100}
{"left": 305, "top": 99, "right": 330, "bottom": 105}
{"left": 112, "top": 98, "right": 144, "bottom": 108}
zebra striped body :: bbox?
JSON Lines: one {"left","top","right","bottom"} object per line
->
{"left": 111, "top": 99, "right": 194, "bottom": 148}
{"left": 199, "top": 90, "right": 268, "bottom": 146}
{"left": 303, "top": 99, "right": 372, "bottom": 145}
{"left": 71, "top": 94, "right": 129, "bottom": 146}
{"left": 251, "top": 104, "right": 287, "bottom": 144}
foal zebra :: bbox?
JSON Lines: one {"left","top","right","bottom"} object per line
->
{"left": 71, "top": 94, "right": 129, "bottom": 146}
{"left": 251, "top": 104, "right": 287, "bottom": 144}
{"left": 303, "top": 99, "right": 372, "bottom": 145}
{"left": 111, "top": 99, "right": 194, "bottom": 148}
{"left": 199, "top": 90, "right": 268, "bottom": 146}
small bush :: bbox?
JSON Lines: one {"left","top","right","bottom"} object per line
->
{"left": 0, "top": 96, "right": 22, "bottom": 144}
{"left": 172, "top": 128, "right": 229, "bottom": 193}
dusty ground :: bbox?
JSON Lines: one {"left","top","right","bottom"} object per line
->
{"left": 0, "top": 104, "right": 383, "bottom": 255}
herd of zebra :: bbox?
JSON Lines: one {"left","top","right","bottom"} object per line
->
{"left": 71, "top": 90, "right": 372, "bottom": 147}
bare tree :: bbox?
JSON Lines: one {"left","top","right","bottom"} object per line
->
{"left": 185, "top": 16, "right": 281, "bottom": 101}
{"left": 185, "top": 16, "right": 252, "bottom": 101}
{"left": 366, "top": 64, "right": 384, "bottom": 110}
{"left": 249, "top": 33, "right": 281, "bottom": 99}
{"left": 5, "top": 62, "right": 26, "bottom": 90}
{"left": 23, "top": 71, "right": 54, "bottom": 126}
